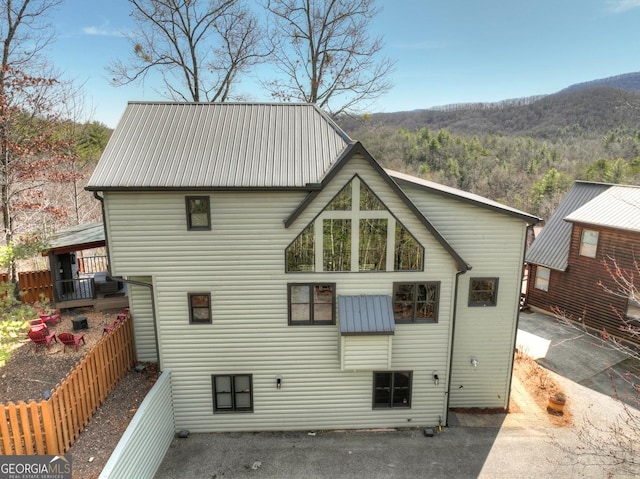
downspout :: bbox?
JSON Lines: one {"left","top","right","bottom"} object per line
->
{"left": 108, "top": 276, "right": 161, "bottom": 371}
{"left": 444, "top": 266, "right": 469, "bottom": 424}
{"left": 92, "top": 191, "right": 161, "bottom": 370}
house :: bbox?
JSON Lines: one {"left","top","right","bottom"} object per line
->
{"left": 525, "top": 181, "right": 640, "bottom": 344}
{"left": 42, "top": 222, "right": 129, "bottom": 310}
{"left": 86, "top": 102, "right": 539, "bottom": 433}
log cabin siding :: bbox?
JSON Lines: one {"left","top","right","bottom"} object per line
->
{"left": 102, "top": 155, "right": 459, "bottom": 432}
{"left": 527, "top": 223, "right": 640, "bottom": 343}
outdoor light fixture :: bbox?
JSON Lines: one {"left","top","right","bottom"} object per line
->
{"left": 471, "top": 357, "right": 479, "bottom": 368}
{"left": 432, "top": 372, "right": 439, "bottom": 386}
{"left": 276, "top": 375, "right": 282, "bottom": 389}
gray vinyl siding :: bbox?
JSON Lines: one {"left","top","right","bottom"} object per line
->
{"left": 400, "top": 183, "right": 528, "bottom": 408}
{"left": 103, "top": 155, "right": 456, "bottom": 431}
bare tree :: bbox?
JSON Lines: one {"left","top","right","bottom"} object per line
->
{"left": 109, "top": 0, "right": 268, "bottom": 102}
{"left": 264, "top": 0, "right": 395, "bottom": 116}
{"left": 552, "top": 254, "right": 640, "bottom": 476}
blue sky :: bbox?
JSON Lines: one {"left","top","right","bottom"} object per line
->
{"left": 49, "top": 0, "right": 640, "bottom": 128}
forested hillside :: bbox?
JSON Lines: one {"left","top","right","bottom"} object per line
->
{"left": 337, "top": 87, "right": 640, "bottom": 220}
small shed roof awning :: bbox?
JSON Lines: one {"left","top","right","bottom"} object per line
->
{"left": 338, "top": 295, "right": 395, "bottom": 336}
{"left": 43, "top": 222, "right": 105, "bottom": 255}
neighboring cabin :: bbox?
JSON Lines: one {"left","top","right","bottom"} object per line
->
{"left": 525, "top": 181, "right": 640, "bottom": 344}
{"left": 86, "top": 102, "right": 539, "bottom": 433}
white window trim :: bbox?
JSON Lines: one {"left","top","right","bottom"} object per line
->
{"left": 535, "top": 266, "right": 550, "bottom": 292}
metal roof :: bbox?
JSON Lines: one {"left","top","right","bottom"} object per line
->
{"left": 87, "top": 102, "right": 351, "bottom": 190}
{"left": 45, "top": 222, "right": 105, "bottom": 253}
{"left": 386, "top": 169, "right": 540, "bottom": 224}
{"left": 564, "top": 185, "right": 640, "bottom": 233}
{"left": 525, "top": 182, "right": 611, "bottom": 271}
{"left": 338, "top": 295, "right": 396, "bottom": 336}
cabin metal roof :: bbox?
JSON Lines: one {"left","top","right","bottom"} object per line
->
{"left": 44, "top": 222, "right": 105, "bottom": 255}
{"left": 338, "top": 295, "right": 396, "bottom": 336}
{"left": 525, "top": 182, "right": 611, "bottom": 271}
{"left": 564, "top": 185, "right": 640, "bottom": 233}
{"left": 87, "top": 102, "right": 351, "bottom": 190}
{"left": 386, "top": 169, "right": 541, "bottom": 224}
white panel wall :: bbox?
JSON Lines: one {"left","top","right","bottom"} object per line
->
{"left": 341, "top": 335, "right": 392, "bottom": 371}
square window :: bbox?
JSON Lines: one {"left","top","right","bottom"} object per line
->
{"left": 534, "top": 266, "right": 550, "bottom": 292}
{"left": 189, "top": 293, "right": 211, "bottom": 324}
{"left": 393, "top": 282, "right": 439, "bottom": 322}
{"left": 469, "top": 278, "right": 498, "bottom": 306}
{"left": 186, "top": 196, "right": 211, "bottom": 230}
{"left": 373, "top": 371, "right": 412, "bottom": 409}
{"left": 288, "top": 283, "right": 336, "bottom": 325}
{"left": 212, "top": 374, "right": 253, "bottom": 412}
{"left": 580, "top": 229, "right": 598, "bottom": 258}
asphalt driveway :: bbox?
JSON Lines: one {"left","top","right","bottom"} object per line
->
{"left": 154, "top": 311, "right": 640, "bottom": 479}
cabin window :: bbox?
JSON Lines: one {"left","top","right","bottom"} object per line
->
{"left": 288, "top": 283, "right": 336, "bottom": 325}
{"left": 393, "top": 282, "right": 439, "bottom": 323}
{"left": 373, "top": 371, "right": 412, "bottom": 409}
{"left": 468, "top": 278, "right": 499, "bottom": 306}
{"left": 186, "top": 196, "right": 211, "bottom": 230}
{"left": 534, "top": 267, "right": 550, "bottom": 292}
{"left": 212, "top": 374, "right": 253, "bottom": 412}
{"left": 188, "top": 293, "right": 211, "bottom": 324}
{"left": 285, "top": 176, "right": 424, "bottom": 272}
{"left": 626, "top": 295, "right": 640, "bottom": 321}
{"left": 579, "top": 229, "right": 598, "bottom": 258}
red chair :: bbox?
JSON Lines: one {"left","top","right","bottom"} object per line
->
{"left": 57, "top": 332, "right": 85, "bottom": 352}
{"left": 103, "top": 319, "right": 121, "bottom": 335}
{"left": 27, "top": 318, "right": 49, "bottom": 334}
{"left": 27, "top": 330, "right": 57, "bottom": 351}
{"left": 39, "top": 310, "right": 61, "bottom": 327}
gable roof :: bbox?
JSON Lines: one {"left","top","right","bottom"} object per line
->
{"left": 44, "top": 222, "right": 105, "bottom": 255}
{"left": 87, "top": 102, "right": 351, "bottom": 191}
{"left": 564, "top": 184, "right": 640, "bottom": 233}
{"left": 387, "top": 169, "right": 540, "bottom": 224}
{"left": 284, "top": 141, "right": 473, "bottom": 271}
{"left": 525, "top": 181, "right": 611, "bottom": 271}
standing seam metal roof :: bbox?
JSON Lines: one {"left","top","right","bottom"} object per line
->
{"left": 525, "top": 182, "right": 611, "bottom": 271}
{"left": 338, "top": 295, "right": 396, "bottom": 335}
{"left": 87, "top": 102, "right": 352, "bottom": 190}
{"left": 564, "top": 185, "right": 640, "bottom": 233}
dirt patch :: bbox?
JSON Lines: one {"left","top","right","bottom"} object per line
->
{"left": 0, "top": 307, "right": 158, "bottom": 479}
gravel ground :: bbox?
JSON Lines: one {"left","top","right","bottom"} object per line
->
{"left": 0, "top": 307, "right": 158, "bottom": 479}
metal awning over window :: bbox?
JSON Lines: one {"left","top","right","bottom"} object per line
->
{"left": 338, "top": 295, "right": 395, "bottom": 336}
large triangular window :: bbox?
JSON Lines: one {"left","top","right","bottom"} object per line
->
{"left": 286, "top": 177, "right": 424, "bottom": 272}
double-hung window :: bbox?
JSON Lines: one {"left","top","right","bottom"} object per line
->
{"left": 534, "top": 267, "right": 550, "bottom": 292}
{"left": 186, "top": 196, "right": 211, "bottom": 230}
{"left": 580, "top": 229, "right": 598, "bottom": 258}
{"left": 212, "top": 374, "right": 253, "bottom": 412}
{"left": 373, "top": 371, "right": 412, "bottom": 408}
{"left": 188, "top": 293, "right": 211, "bottom": 324}
{"left": 288, "top": 283, "right": 336, "bottom": 325}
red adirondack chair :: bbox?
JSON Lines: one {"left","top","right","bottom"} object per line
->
{"left": 27, "top": 318, "right": 49, "bottom": 334}
{"left": 39, "top": 310, "right": 61, "bottom": 327}
{"left": 57, "top": 332, "right": 85, "bottom": 352}
{"left": 103, "top": 319, "right": 122, "bottom": 335}
{"left": 27, "top": 330, "right": 57, "bottom": 351}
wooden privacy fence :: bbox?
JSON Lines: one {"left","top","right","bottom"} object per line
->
{"left": 0, "top": 270, "right": 53, "bottom": 303}
{"left": 0, "top": 316, "right": 136, "bottom": 455}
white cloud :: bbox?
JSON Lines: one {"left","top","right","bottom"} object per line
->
{"left": 83, "top": 22, "right": 123, "bottom": 37}
{"left": 606, "top": 0, "right": 640, "bottom": 13}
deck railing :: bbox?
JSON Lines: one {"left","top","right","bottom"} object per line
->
{"left": 77, "top": 255, "right": 108, "bottom": 275}
{"left": 0, "top": 315, "right": 136, "bottom": 455}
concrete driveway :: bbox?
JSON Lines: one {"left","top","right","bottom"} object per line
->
{"left": 154, "top": 311, "right": 639, "bottom": 479}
